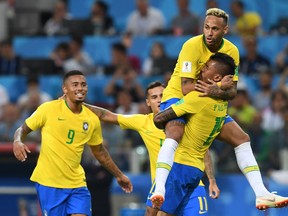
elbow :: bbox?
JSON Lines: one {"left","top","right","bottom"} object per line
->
{"left": 153, "top": 115, "right": 165, "bottom": 129}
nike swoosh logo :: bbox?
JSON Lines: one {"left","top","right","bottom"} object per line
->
{"left": 58, "top": 118, "right": 65, "bottom": 121}
{"left": 257, "top": 197, "right": 276, "bottom": 202}
{"left": 199, "top": 210, "right": 207, "bottom": 214}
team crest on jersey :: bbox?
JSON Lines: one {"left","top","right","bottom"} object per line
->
{"left": 83, "top": 122, "right": 89, "bottom": 131}
{"left": 182, "top": 61, "right": 192, "bottom": 72}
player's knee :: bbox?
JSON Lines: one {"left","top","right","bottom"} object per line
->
{"left": 165, "top": 121, "right": 184, "bottom": 143}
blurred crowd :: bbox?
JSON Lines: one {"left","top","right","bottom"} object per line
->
{"left": 0, "top": 0, "right": 288, "bottom": 178}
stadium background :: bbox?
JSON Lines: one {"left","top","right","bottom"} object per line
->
{"left": 0, "top": 0, "right": 288, "bottom": 215}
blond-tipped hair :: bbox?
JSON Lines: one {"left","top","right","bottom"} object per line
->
{"left": 206, "top": 8, "right": 229, "bottom": 24}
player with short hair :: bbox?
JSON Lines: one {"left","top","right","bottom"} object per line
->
{"left": 150, "top": 52, "right": 235, "bottom": 215}
{"left": 13, "top": 70, "right": 133, "bottom": 216}
{"left": 84, "top": 81, "right": 220, "bottom": 216}
{"left": 152, "top": 8, "right": 288, "bottom": 210}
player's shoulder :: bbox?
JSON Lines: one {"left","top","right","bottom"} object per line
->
{"left": 223, "top": 38, "right": 239, "bottom": 51}
{"left": 38, "top": 99, "right": 60, "bottom": 109}
{"left": 184, "top": 35, "right": 203, "bottom": 46}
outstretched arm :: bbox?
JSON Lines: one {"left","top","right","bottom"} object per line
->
{"left": 204, "top": 150, "right": 220, "bottom": 199}
{"left": 13, "top": 123, "right": 32, "bottom": 162}
{"left": 195, "top": 75, "right": 237, "bottom": 100}
{"left": 84, "top": 103, "right": 118, "bottom": 124}
{"left": 90, "top": 144, "right": 133, "bottom": 193}
{"left": 153, "top": 107, "right": 178, "bottom": 129}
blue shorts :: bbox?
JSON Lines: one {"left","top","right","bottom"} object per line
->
{"left": 224, "top": 114, "right": 234, "bottom": 124}
{"left": 182, "top": 185, "right": 208, "bottom": 216}
{"left": 35, "top": 183, "right": 91, "bottom": 216}
{"left": 147, "top": 162, "right": 204, "bottom": 215}
{"left": 160, "top": 98, "right": 186, "bottom": 124}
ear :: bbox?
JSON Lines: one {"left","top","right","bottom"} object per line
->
{"left": 146, "top": 98, "right": 150, "bottom": 107}
{"left": 223, "top": 25, "right": 228, "bottom": 35}
{"left": 62, "top": 85, "right": 67, "bottom": 94}
{"left": 213, "top": 74, "right": 222, "bottom": 82}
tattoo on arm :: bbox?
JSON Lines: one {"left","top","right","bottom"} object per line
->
{"left": 209, "top": 84, "right": 237, "bottom": 100}
{"left": 204, "top": 151, "right": 215, "bottom": 181}
{"left": 91, "top": 145, "right": 122, "bottom": 177}
{"left": 154, "top": 108, "right": 178, "bottom": 129}
{"left": 14, "top": 123, "right": 32, "bottom": 142}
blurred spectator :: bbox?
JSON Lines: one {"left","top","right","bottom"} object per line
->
{"left": 43, "top": 0, "right": 71, "bottom": 36}
{"left": 230, "top": 0, "right": 262, "bottom": 37}
{"left": 279, "top": 67, "right": 288, "bottom": 94}
{"left": 170, "top": 0, "right": 200, "bottom": 36}
{"left": 126, "top": 0, "right": 165, "bottom": 36}
{"left": 81, "top": 143, "right": 113, "bottom": 216}
{"left": 115, "top": 89, "right": 140, "bottom": 115}
{"left": 50, "top": 42, "right": 71, "bottom": 74}
{"left": 90, "top": 0, "right": 115, "bottom": 35}
{"left": 257, "top": 90, "right": 288, "bottom": 171}
{"left": 17, "top": 76, "right": 52, "bottom": 111}
{"left": 105, "top": 66, "right": 145, "bottom": 103}
{"left": 228, "top": 89, "right": 259, "bottom": 133}
{"left": 252, "top": 70, "right": 274, "bottom": 111}
{"left": 142, "top": 41, "right": 176, "bottom": 76}
{"left": 240, "top": 36, "right": 270, "bottom": 76}
{"left": 0, "top": 39, "right": 22, "bottom": 75}
{"left": 206, "top": 0, "right": 218, "bottom": 9}
{"left": 105, "top": 42, "right": 140, "bottom": 75}
{"left": 0, "top": 84, "right": 9, "bottom": 119}
{"left": 260, "top": 89, "right": 287, "bottom": 133}
{"left": 0, "top": 103, "right": 21, "bottom": 142}
{"left": 63, "top": 36, "right": 95, "bottom": 74}
{"left": 275, "top": 44, "right": 288, "bottom": 73}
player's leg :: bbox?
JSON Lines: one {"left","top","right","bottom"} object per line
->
{"left": 67, "top": 187, "right": 91, "bottom": 216}
{"left": 152, "top": 98, "right": 185, "bottom": 205}
{"left": 218, "top": 115, "right": 288, "bottom": 210}
{"left": 35, "top": 183, "right": 67, "bottom": 216}
{"left": 181, "top": 185, "right": 208, "bottom": 216}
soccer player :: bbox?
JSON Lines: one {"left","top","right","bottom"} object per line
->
{"left": 150, "top": 52, "right": 235, "bottom": 215}
{"left": 13, "top": 70, "right": 133, "bottom": 216}
{"left": 84, "top": 81, "right": 220, "bottom": 216}
{"left": 152, "top": 8, "right": 288, "bottom": 210}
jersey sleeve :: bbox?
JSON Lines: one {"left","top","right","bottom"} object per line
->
{"left": 171, "top": 91, "right": 205, "bottom": 117}
{"left": 179, "top": 39, "right": 201, "bottom": 80}
{"left": 25, "top": 104, "right": 47, "bottom": 131}
{"left": 118, "top": 114, "right": 144, "bottom": 131}
{"left": 231, "top": 45, "right": 240, "bottom": 81}
{"left": 87, "top": 116, "right": 103, "bottom": 146}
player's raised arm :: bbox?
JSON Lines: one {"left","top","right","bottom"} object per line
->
{"left": 84, "top": 103, "right": 118, "bottom": 124}
{"left": 13, "top": 123, "right": 32, "bottom": 162}
{"left": 89, "top": 144, "right": 133, "bottom": 193}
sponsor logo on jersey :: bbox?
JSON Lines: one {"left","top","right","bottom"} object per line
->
{"left": 83, "top": 122, "right": 89, "bottom": 131}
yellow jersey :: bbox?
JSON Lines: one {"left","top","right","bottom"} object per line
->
{"left": 163, "top": 34, "right": 240, "bottom": 101}
{"left": 26, "top": 100, "right": 103, "bottom": 188}
{"left": 117, "top": 113, "right": 204, "bottom": 186}
{"left": 172, "top": 91, "right": 228, "bottom": 171}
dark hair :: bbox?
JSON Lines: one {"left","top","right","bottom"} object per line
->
{"left": 233, "top": 0, "right": 244, "bottom": 9}
{"left": 95, "top": 1, "right": 108, "bottom": 13}
{"left": 55, "top": 42, "right": 69, "bottom": 51}
{"left": 71, "top": 35, "right": 83, "bottom": 47}
{"left": 63, "top": 70, "right": 84, "bottom": 83}
{"left": 145, "top": 81, "right": 166, "bottom": 97}
{"left": 112, "top": 42, "right": 127, "bottom": 54}
{"left": 209, "top": 52, "right": 236, "bottom": 76}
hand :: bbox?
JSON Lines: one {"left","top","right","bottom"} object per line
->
{"left": 116, "top": 174, "right": 133, "bottom": 193}
{"left": 220, "top": 75, "right": 234, "bottom": 90}
{"left": 13, "top": 140, "right": 31, "bottom": 162}
{"left": 195, "top": 79, "right": 220, "bottom": 97}
{"left": 209, "top": 179, "right": 220, "bottom": 199}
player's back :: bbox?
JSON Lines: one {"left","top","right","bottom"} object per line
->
{"left": 172, "top": 91, "right": 228, "bottom": 171}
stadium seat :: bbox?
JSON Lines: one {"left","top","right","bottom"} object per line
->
{"left": 13, "top": 36, "right": 70, "bottom": 58}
